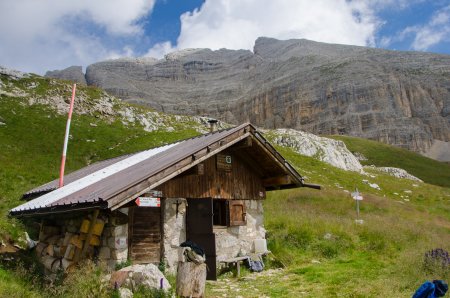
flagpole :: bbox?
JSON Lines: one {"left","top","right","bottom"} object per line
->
{"left": 59, "top": 84, "right": 76, "bottom": 188}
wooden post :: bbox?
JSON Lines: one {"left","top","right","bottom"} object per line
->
{"left": 176, "top": 262, "right": 207, "bottom": 298}
{"left": 74, "top": 209, "right": 99, "bottom": 262}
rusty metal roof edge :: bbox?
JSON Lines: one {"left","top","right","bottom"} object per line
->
{"left": 14, "top": 122, "right": 305, "bottom": 216}
{"left": 9, "top": 201, "right": 107, "bottom": 218}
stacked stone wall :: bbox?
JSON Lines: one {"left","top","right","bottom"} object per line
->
{"left": 98, "top": 208, "right": 129, "bottom": 269}
{"left": 162, "top": 198, "right": 187, "bottom": 273}
{"left": 162, "top": 199, "right": 265, "bottom": 273}
{"left": 215, "top": 200, "right": 265, "bottom": 262}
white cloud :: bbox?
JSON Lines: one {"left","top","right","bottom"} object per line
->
{"left": 168, "top": 0, "right": 380, "bottom": 52}
{"left": 145, "top": 41, "right": 175, "bottom": 58}
{"left": 0, "top": 0, "right": 155, "bottom": 74}
{"left": 403, "top": 5, "right": 450, "bottom": 51}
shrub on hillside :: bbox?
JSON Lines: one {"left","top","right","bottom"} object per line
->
{"left": 424, "top": 248, "right": 450, "bottom": 275}
{"left": 49, "top": 260, "right": 112, "bottom": 297}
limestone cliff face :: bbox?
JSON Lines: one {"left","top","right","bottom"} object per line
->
{"left": 49, "top": 38, "right": 450, "bottom": 156}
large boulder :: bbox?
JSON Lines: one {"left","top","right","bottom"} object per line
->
{"left": 113, "top": 264, "right": 171, "bottom": 291}
{"left": 268, "top": 128, "right": 363, "bottom": 172}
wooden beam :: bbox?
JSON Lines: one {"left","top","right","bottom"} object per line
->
{"left": 263, "top": 175, "right": 293, "bottom": 187}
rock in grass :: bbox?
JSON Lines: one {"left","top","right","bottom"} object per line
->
{"left": 118, "top": 288, "right": 133, "bottom": 298}
{"left": 118, "top": 263, "right": 170, "bottom": 291}
{"left": 374, "top": 167, "right": 422, "bottom": 182}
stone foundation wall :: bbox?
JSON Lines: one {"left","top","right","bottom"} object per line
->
{"left": 98, "top": 208, "right": 129, "bottom": 269}
{"left": 162, "top": 198, "right": 187, "bottom": 273}
{"left": 215, "top": 200, "right": 265, "bottom": 262}
{"left": 162, "top": 199, "right": 265, "bottom": 273}
{"left": 38, "top": 199, "right": 264, "bottom": 274}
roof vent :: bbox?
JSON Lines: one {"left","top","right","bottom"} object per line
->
{"left": 207, "top": 119, "right": 218, "bottom": 132}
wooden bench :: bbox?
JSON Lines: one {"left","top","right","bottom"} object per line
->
{"left": 220, "top": 251, "right": 271, "bottom": 277}
{"left": 220, "top": 256, "right": 249, "bottom": 277}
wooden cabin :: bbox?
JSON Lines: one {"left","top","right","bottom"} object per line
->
{"left": 10, "top": 123, "right": 318, "bottom": 280}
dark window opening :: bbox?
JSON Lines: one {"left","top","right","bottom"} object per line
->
{"left": 213, "top": 200, "right": 228, "bottom": 226}
{"left": 213, "top": 199, "right": 247, "bottom": 226}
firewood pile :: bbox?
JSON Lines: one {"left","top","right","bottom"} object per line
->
{"left": 35, "top": 217, "right": 105, "bottom": 273}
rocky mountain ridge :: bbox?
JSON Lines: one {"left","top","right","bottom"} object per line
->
{"left": 45, "top": 38, "right": 450, "bottom": 160}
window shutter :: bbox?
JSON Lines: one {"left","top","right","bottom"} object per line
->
{"left": 229, "top": 200, "right": 246, "bottom": 226}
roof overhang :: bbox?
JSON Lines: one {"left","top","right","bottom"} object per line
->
{"left": 10, "top": 123, "right": 320, "bottom": 217}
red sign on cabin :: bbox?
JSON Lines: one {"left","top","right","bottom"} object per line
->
{"left": 135, "top": 197, "right": 161, "bottom": 207}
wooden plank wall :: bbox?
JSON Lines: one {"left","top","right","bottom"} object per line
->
{"left": 156, "top": 151, "right": 265, "bottom": 200}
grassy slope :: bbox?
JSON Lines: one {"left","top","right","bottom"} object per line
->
{"left": 261, "top": 147, "right": 450, "bottom": 297}
{"left": 329, "top": 135, "right": 450, "bottom": 188}
{"left": 207, "top": 149, "right": 449, "bottom": 297}
{"left": 1, "top": 74, "right": 449, "bottom": 297}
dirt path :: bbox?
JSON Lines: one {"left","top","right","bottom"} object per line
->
{"left": 206, "top": 268, "right": 299, "bottom": 298}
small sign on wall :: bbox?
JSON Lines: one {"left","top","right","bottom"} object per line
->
{"left": 115, "top": 237, "right": 128, "bottom": 249}
{"left": 217, "top": 154, "right": 232, "bottom": 172}
{"left": 135, "top": 197, "right": 161, "bottom": 207}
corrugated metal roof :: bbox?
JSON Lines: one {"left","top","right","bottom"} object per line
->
{"left": 11, "top": 143, "right": 179, "bottom": 213}
{"left": 10, "top": 123, "right": 308, "bottom": 216}
{"left": 23, "top": 154, "right": 134, "bottom": 198}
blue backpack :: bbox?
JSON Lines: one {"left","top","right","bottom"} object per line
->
{"left": 413, "top": 280, "right": 448, "bottom": 298}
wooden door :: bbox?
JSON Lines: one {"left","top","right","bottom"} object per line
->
{"left": 186, "top": 198, "right": 217, "bottom": 280}
{"left": 129, "top": 206, "right": 161, "bottom": 263}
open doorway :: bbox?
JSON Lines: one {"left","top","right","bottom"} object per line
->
{"left": 186, "top": 198, "right": 217, "bottom": 280}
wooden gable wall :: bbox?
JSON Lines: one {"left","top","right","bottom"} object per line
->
{"left": 156, "top": 149, "right": 266, "bottom": 200}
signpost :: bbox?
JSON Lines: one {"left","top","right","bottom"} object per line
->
{"left": 135, "top": 190, "right": 162, "bottom": 207}
{"left": 351, "top": 188, "right": 364, "bottom": 223}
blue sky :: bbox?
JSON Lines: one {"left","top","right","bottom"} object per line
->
{"left": 0, "top": 0, "right": 449, "bottom": 74}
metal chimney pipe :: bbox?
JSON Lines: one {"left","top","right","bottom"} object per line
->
{"left": 207, "top": 119, "right": 218, "bottom": 132}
